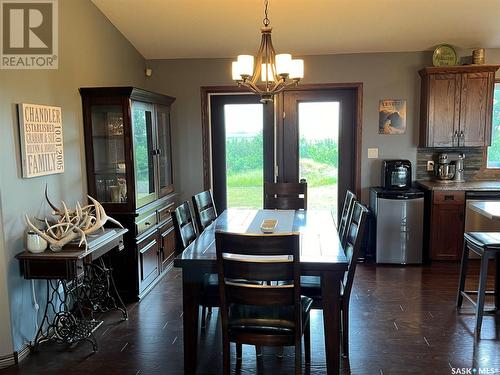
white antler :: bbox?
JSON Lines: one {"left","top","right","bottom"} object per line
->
{"left": 26, "top": 193, "right": 123, "bottom": 252}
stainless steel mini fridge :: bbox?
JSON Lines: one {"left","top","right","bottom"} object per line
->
{"left": 369, "top": 187, "right": 424, "bottom": 264}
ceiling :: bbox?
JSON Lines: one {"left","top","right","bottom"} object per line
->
{"left": 91, "top": 0, "right": 500, "bottom": 60}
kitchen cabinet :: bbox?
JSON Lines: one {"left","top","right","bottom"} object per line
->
{"left": 419, "top": 65, "right": 499, "bottom": 148}
{"left": 429, "top": 191, "right": 465, "bottom": 261}
{"left": 80, "top": 87, "right": 177, "bottom": 300}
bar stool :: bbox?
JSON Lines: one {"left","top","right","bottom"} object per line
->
{"left": 456, "top": 232, "right": 500, "bottom": 338}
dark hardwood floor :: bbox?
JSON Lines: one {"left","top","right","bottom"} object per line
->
{"left": 2, "top": 262, "right": 499, "bottom": 375}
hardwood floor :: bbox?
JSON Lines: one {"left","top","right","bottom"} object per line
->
{"left": 2, "top": 262, "right": 499, "bottom": 374}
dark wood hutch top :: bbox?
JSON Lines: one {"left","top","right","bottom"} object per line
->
{"left": 419, "top": 64, "right": 500, "bottom": 76}
{"left": 79, "top": 86, "right": 176, "bottom": 106}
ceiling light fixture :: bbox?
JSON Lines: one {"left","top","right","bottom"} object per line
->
{"left": 231, "top": 0, "right": 304, "bottom": 103}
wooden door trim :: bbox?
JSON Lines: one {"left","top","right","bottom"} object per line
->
{"left": 200, "top": 83, "right": 363, "bottom": 198}
{"left": 200, "top": 86, "right": 252, "bottom": 190}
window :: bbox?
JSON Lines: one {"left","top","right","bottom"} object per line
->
{"left": 487, "top": 82, "right": 500, "bottom": 168}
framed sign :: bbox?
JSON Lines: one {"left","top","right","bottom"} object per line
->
{"left": 378, "top": 99, "right": 407, "bottom": 135}
{"left": 18, "top": 103, "right": 64, "bottom": 178}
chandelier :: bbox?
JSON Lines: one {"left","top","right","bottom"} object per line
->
{"left": 231, "top": 0, "right": 304, "bottom": 103}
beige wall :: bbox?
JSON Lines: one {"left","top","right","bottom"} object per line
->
{"left": 0, "top": 0, "right": 146, "bottom": 354}
{"left": 145, "top": 52, "right": 429, "bottom": 202}
{"left": 146, "top": 50, "right": 500, "bottom": 204}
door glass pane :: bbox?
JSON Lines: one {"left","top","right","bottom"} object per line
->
{"left": 157, "top": 106, "right": 173, "bottom": 192}
{"left": 224, "top": 104, "right": 263, "bottom": 209}
{"left": 132, "top": 103, "right": 155, "bottom": 203}
{"left": 91, "top": 105, "right": 127, "bottom": 203}
{"left": 298, "top": 102, "right": 339, "bottom": 215}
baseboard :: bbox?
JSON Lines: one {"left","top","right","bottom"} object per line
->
{"left": 0, "top": 342, "right": 30, "bottom": 369}
{"left": 14, "top": 344, "right": 31, "bottom": 364}
{"left": 0, "top": 352, "right": 16, "bottom": 369}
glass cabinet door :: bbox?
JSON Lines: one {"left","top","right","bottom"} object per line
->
{"left": 132, "top": 101, "right": 157, "bottom": 207}
{"left": 156, "top": 104, "right": 174, "bottom": 196}
{"left": 91, "top": 105, "right": 128, "bottom": 204}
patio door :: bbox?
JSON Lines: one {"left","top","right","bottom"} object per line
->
{"left": 279, "top": 89, "right": 357, "bottom": 219}
{"left": 210, "top": 94, "right": 274, "bottom": 211}
{"left": 207, "top": 87, "right": 359, "bottom": 215}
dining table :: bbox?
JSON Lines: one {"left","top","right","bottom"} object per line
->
{"left": 173, "top": 208, "right": 348, "bottom": 375}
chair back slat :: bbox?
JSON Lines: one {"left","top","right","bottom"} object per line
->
{"left": 216, "top": 231, "right": 300, "bottom": 308}
{"left": 225, "top": 283, "right": 295, "bottom": 306}
{"left": 217, "top": 232, "right": 298, "bottom": 256}
{"left": 222, "top": 258, "right": 294, "bottom": 282}
{"left": 338, "top": 190, "right": 356, "bottom": 246}
{"left": 264, "top": 182, "right": 307, "bottom": 210}
{"left": 342, "top": 201, "right": 369, "bottom": 299}
{"left": 171, "top": 201, "right": 198, "bottom": 250}
{"left": 192, "top": 190, "right": 218, "bottom": 231}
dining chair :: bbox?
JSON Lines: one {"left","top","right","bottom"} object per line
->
{"left": 171, "top": 201, "right": 217, "bottom": 328}
{"left": 192, "top": 190, "right": 218, "bottom": 232}
{"left": 300, "top": 201, "right": 369, "bottom": 359}
{"left": 264, "top": 182, "right": 308, "bottom": 210}
{"left": 171, "top": 201, "right": 198, "bottom": 251}
{"left": 215, "top": 231, "right": 312, "bottom": 375}
{"left": 338, "top": 190, "right": 357, "bottom": 245}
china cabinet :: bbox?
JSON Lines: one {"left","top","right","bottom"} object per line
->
{"left": 80, "top": 87, "right": 177, "bottom": 300}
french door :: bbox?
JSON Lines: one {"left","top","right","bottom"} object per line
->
{"left": 210, "top": 94, "right": 274, "bottom": 211}
{"left": 279, "top": 89, "right": 357, "bottom": 217}
{"left": 208, "top": 86, "right": 358, "bottom": 216}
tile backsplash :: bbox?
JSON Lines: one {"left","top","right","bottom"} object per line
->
{"left": 416, "top": 147, "right": 484, "bottom": 181}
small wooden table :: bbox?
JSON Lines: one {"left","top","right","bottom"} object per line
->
{"left": 16, "top": 228, "right": 128, "bottom": 351}
{"left": 174, "top": 209, "right": 347, "bottom": 375}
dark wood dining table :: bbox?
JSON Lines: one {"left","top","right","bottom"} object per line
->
{"left": 173, "top": 209, "right": 348, "bottom": 375}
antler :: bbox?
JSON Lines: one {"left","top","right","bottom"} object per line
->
{"left": 26, "top": 193, "right": 123, "bottom": 252}
{"left": 26, "top": 215, "right": 85, "bottom": 252}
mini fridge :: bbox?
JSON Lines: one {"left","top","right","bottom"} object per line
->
{"left": 369, "top": 187, "right": 424, "bottom": 264}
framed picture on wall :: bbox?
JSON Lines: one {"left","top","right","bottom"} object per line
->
{"left": 18, "top": 103, "right": 64, "bottom": 178}
{"left": 378, "top": 99, "right": 406, "bottom": 135}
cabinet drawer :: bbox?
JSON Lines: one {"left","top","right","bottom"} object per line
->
{"left": 158, "top": 202, "right": 175, "bottom": 224}
{"left": 432, "top": 191, "right": 465, "bottom": 205}
{"left": 136, "top": 211, "right": 158, "bottom": 236}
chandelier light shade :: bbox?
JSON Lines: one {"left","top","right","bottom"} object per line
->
{"left": 231, "top": 0, "right": 304, "bottom": 103}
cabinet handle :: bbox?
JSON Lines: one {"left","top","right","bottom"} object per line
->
{"left": 444, "top": 195, "right": 455, "bottom": 201}
{"left": 145, "top": 222, "right": 151, "bottom": 226}
{"left": 459, "top": 130, "right": 464, "bottom": 147}
{"left": 453, "top": 130, "right": 458, "bottom": 146}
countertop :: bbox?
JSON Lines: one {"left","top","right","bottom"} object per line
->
{"left": 415, "top": 180, "right": 500, "bottom": 191}
{"left": 469, "top": 201, "right": 500, "bottom": 220}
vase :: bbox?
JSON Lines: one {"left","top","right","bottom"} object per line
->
{"left": 26, "top": 231, "right": 47, "bottom": 253}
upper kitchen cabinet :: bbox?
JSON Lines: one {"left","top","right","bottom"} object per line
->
{"left": 419, "top": 65, "right": 499, "bottom": 148}
{"left": 80, "top": 87, "right": 176, "bottom": 213}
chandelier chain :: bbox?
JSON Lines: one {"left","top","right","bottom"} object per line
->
{"left": 263, "top": 0, "right": 270, "bottom": 26}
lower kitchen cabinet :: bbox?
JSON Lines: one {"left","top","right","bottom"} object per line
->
{"left": 429, "top": 191, "right": 465, "bottom": 261}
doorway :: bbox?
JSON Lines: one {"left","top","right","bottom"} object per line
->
{"left": 203, "top": 84, "right": 362, "bottom": 215}
{"left": 209, "top": 94, "right": 274, "bottom": 211}
{"left": 279, "top": 88, "right": 357, "bottom": 218}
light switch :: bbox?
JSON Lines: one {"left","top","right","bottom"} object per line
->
{"left": 367, "top": 148, "right": 379, "bottom": 159}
